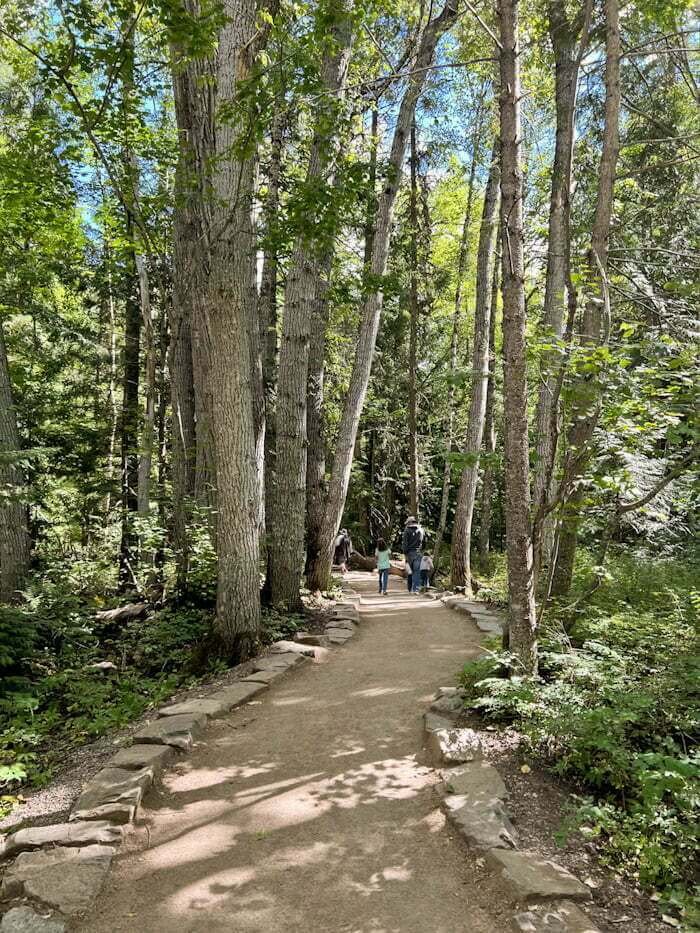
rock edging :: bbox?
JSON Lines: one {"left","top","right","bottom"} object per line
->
{"left": 0, "top": 584, "right": 362, "bottom": 930}
{"left": 423, "top": 687, "right": 599, "bottom": 932}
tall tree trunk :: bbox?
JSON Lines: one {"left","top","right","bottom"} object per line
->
{"left": 267, "top": 0, "right": 354, "bottom": 608}
{"left": 118, "top": 15, "right": 142, "bottom": 589}
{"left": 260, "top": 109, "right": 286, "bottom": 531}
{"left": 451, "top": 138, "right": 501, "bottom": 592}
{"left": 136, "top": 250, "right": 155, "bottom": 518}
{"left": 407, "top": 120, "right": 420, "bottom": 518}
{"left": 304, "top": 254, "right": 333, "bottom": 575}
{"left": 118, "top": 223, "right": 141, "bottom": 589}
{"left": 169, "top": 43, "right": 200, "bottom": 589}
{"left": 0, "top": 322, "right": 30, "bottom": 603}
{"left": 306, "top": 0, "right": 460, "bottom": 591}
{"left": 306, "top": 102, "right": 378, "bottom": 575}
{"left": 551, "top": 0, "right": 620, "bottom": 597}
{"left": 102, "top": 233, "right": 120, "bottom": 526}
{"left": 433, "top": 112, "right": 484, "bottom": 572}
{"left": 478, "top": 241, "right": 500, "bottom": 563}
{"left": 531, "top": 0, "right": 592, "bottom": 580}
{"left": 169, "top": 0, "right": 271, "bottom": 658}
{"left": 499, "top": 0, "right": 538, "bottom": 673}
{"left": 207, "top": 0, "right": 267, "bottom": 657}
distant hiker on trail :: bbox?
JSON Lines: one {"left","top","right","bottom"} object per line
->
{"left": 334, "top": 528, "right": 352, "bottom": 573}
{"left": 402, "top": 516, "right": 424, "bottom": 594}
{"left": 375, "top": 538, "right": 391, "bottom": 595}
{"left": 420, "top": 553, "right": 434, "bottom": 590}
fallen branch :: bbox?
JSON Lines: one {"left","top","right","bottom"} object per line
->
{"left": 95, "top": 602, "right": 148, "bottom": 624}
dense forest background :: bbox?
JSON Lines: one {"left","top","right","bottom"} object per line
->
{"left": 0, "top": 0, "right": 698, "bottom": 924}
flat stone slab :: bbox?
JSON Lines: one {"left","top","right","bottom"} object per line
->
{"left": 0, "top": 906, "right": 66, "bottom": 932}
{"left": 71, "top": 766, "right": 153, "bottom": 824}
{"left": 2, "top": 844, "right": 113, "bottom": 916}
{"left": 443, "top": 795, "right": 518, "bottom": 850}
{"left": 2, "top": 821, "right": 121, "bottom": 858}
{"left": 210, "top": 681, "right": 268, "bottom": 708}
{"left": 512, "top": 901, "right": 600, "bottom": 932}
{"left": 324, "top": 628, "right": 355, "bottom": 644}
{"left": 440, "top": 761, "right": 508, "bottom": 803}
{"left": 242, "top": 670, "right": 285, "bottom": 685}
{"left": 157, "top": 697, "right": 229, "bottom": 719}
{"left": 109, "top": 743, "right": 175, "bottom": 774}
{"left": 429, "top": 692, "right": 464, "bottom": 720}
{"left": 425, "top": 723, "right": 481, "bottom": 766}
{"left": 333, "top": 602, "right": 360, "bottom": 615}
{"left": 251, "top": 653, "right": 307, "bottom": 673}
{"left": 325, "top": 619, "right": 356, "bottom": 632}
{"left": 424, "top": 712, "right": 455, "bottom": 733}
{"left": 134, "top": 712, "right": 206, "bottom": 751}
{"left": 269, "top": 640, "right": 316, "bottom": 657}
{"left": 488, "top": 850, "right": 590, "bottom": 904}
{"left": 295, "top": 633, "right": 332, "bottom": 648}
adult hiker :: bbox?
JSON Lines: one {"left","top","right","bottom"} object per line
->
{"left": 333, "top": 528, "right": 352, "bottom": 573}
{"left": 402, "top": 516, "right": 425, "bottom": 594}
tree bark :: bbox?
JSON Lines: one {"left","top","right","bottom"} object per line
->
{"left": 118, "top": 15, "right": 142, "bottom": 589}
{"left": 118, "top": 220, "right": 141, "bottom": 589}
{"left": 267, "top": 0, "right": 354, "bottom": 608}
{"left": 260, "top": 108, "right": 286, "bottom": 531}
{"left": 407, "top": 120, "right": 420, "bottom": 518}
{"left": 531, "top": 0, "right": 592, "bottom": 580}
{"left": 306, "top": 0, "right": 460, "bottom": 592}
{"left": 304, "top": 255, "right": 333, "bottom": 575}
{"left": 478, "top": 241, "right": 500, "bottom": 563}
{"left": 169, "top": 33, "right": 205, "bottom": 587}
{"left": 135, "top": 250, "right": 155, "bottom": 517}
{"left": 451, "top": 138, "right": 500, "bottom": 592}
{"left": 499, "top": 0, "right": 538, "bottom": 674}
{"left": 169, "top": 0, "right": 273, "bottom": 658}
{"left": 433, "top": 111, "right": 484, "bottom": 572}
{"left": 551, "top": 0, "right": 620, "bottom": 597}
{"left": 0, "top": 321, "right": 30, "bottom": 603}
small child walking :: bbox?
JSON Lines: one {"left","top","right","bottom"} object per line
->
{"left": 420, "top": 553, "right": 434, "bottom": 590}
{"left": 375, "top": 538, "right": 391, "bottom": 595}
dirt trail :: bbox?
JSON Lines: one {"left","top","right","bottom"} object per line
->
{"left": 77, "top": 573, "right": 499, "bottom": 933}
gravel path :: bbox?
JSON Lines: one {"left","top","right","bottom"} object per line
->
{"left": 75, "top": 573, "right": 500, "bottom": 933}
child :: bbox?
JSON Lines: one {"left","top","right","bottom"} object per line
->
{"left": 375, "top": 538, "right": 391, "bottom": 595}
{"left": 420, "top": 553, "right": 434, "bottom": 590}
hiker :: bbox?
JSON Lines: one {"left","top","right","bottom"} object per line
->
{"left": 402, "top": 516, "right": 424, "bottom": 594}
{"left": 420, "top": 553, "right": 434, "bottom": 590}
{"left": 375, "top": 537, "right": 391, "bottom": 595}
{"left": 333, "top": 528, "right": 352, "bottom": 573}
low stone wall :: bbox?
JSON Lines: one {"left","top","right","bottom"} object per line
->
{"left": 423, "top": 598, "right": 601, "bottom": 933}
{"left": 0, "top": 585, "right": 363, "bottom": 931}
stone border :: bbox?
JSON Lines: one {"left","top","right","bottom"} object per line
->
{"left": 423, "top": 600, "right": 601, "bottom": 933}
{"left": 0, "top": 585, "right": 362, "bottom": 931}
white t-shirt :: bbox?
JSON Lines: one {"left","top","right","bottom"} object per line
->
{"left": 420, "top": 556, "right": 434, "bottom": 571}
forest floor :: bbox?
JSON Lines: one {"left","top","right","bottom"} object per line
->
{"left": 68, "top": 572, "right": 666, "bottom": 933}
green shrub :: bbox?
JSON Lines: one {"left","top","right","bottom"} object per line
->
{"left": 461, "top": 550, "right": 700, "bottom": 926}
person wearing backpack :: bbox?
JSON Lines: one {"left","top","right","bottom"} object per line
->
{"left": 333, "top": 528, "right": 352, "bottom": 573}
{"left": 402, "top": 516, "right": 424, "bottom": 594}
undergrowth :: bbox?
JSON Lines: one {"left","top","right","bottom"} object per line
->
{"left": 0, "top": 547, "right": 317, "bottom": 816}
{"left": 462, "top": 550, "right": 700, "bottom": 929}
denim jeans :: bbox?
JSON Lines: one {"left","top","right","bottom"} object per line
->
{"left": 378, "top": 568, "right": 389, "bottom": 593}
{"left": 420, "top": 569, "right": 430, "bottom": 589}
{"left": 406, "top": 551, "right": 422, "bottom": 592}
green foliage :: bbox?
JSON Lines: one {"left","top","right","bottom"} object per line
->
{"left": 0, "top": 551, "right": 219, "bottom": 793}
{"left": 461, "top": 551, "right": 700, "bottom": 926}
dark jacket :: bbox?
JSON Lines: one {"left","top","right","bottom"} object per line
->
{"left": 402, "top": 522, "right": 424, "bottom": 554}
